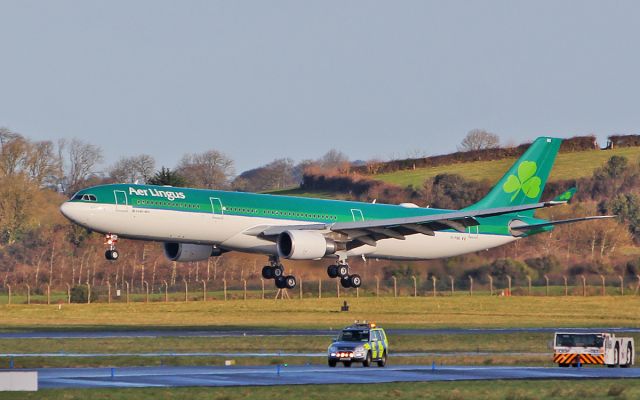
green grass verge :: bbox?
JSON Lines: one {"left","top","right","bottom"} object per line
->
{"left": 3, "top": 379, "right": 640, "bottom": 399}
{"left": 1, "top": 297, "right": 639, "bottom": 331}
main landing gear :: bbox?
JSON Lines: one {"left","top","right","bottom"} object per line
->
{"left": 261, "top": 257, "right": 297, "bottom": 289}
{"left": 104, "top": 234, "right": 119, "bottom": 261}
{"left": 327, "top": 261, "right": 361, "bottom": 289}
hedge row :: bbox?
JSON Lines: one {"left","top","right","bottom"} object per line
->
{"left": 608, "top": 134, "right": 640, "bottom": 148}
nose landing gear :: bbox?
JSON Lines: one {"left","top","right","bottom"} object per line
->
{"left": 261, "top": 256, "right": 297, "bottom": 289}
{"left": 327, "top": 261, "right": 361, "bottom": 288}
{"left": 104, "top": 234, "right": 119, "bottom": 260}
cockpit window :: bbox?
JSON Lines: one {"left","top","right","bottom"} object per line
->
{"left": 72, "top": 194, "right": 97, "bottom": 202}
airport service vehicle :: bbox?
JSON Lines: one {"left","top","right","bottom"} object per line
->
{"left": 554, "top": 332, "right": 635, "bottom": 368}
{"left": 60, "top": 137, "right": 612, "bottom": 290}
{"left": 328, "top": 322, "right": 388, "bottom": 368}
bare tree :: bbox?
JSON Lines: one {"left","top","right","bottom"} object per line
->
{"left": 25, "top": 140, "right": 63, "bottom": 187}
{"left": 233, "top": 158, "right": 297, "bottom": 192}
{"left": 176, "top": 150, "right": 234, "bottom": 189}
{"left": 0, "top": 130, "right": 28, "bottom": 177}
{"left": 320, "top": 149, "right": 350, "bottom": 174}
{"left": 458, "top": 129, "right": 500, "bottom": 152}
{"left": 109, "top": 154, "right": 156, "bottom": 184}
{"left": 64, "top": 138, "right": 104, "bottom": 194}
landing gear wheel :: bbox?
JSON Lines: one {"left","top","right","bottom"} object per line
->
{"left": 327, "top": 265, "right": 339, "bottom": 279}
{"left": 337, "top": 265, "right": 349, "bottom": 278}
{"left": 328, "top": 360, "right": 337, "bottom": 367}
{"left": 340, "top": 276, "right": 352, "bottom": 288}
{"left": 105, "top": 250, "right": 119, "bottom": 261}
{"left": 272, "top": 265, "right": 284, "bottom": 278}
{"left": 349, "top": 274, "right": 362, "bottom": 288}
{"left": 284, "top": 275, "right": 297, "bottom": 290}
{"left": 377, "top": 352, "right": 387, "bottom": 367}
{"left": 363, "top": 352, "right": 371, "bottom": 367}
{"left": 261, "top": 266, "right": 274, "bottom": 279}
{"left": 275, "top": 276, "right": 287, "bottom": 289}
{"left": 343, "top": 361, "right": 351, "bottom": 368}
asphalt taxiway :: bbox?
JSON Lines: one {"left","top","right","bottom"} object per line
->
{"left": 36, "top": 364, "right": 640, "bottom": 389}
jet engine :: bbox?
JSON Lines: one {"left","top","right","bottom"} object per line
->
{"left": 163, "top": 242, "right": 220, "bottom": 262}
{"left": 276, "top": 230, "right": 336, "bottom": 260}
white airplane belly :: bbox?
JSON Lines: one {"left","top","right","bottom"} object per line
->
{"left": 364, "top": 232, "right": 517, "bottom": 260}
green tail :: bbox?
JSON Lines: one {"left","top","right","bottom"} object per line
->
{"left": 465, "top": 137, "right": 562, "bottom": 214}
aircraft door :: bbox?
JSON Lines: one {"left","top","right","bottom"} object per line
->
{"left": 210, "top": 198, "right": 224, "bottom": 220}
{"left": 114, "top": 190, "right": 128, "bottom": 211}
{"left": 468, "top": 225, "right": 479, "bottom": 239}
{"left": 351, "top": 209, "right": 364, "bottom": 222}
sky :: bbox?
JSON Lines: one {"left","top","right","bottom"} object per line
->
{"left": 1, "top": 1, "right": 639, "bottom": 174}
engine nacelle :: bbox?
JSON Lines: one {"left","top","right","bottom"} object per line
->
{"left": 277, "top": 230, "right": 336, "bottom": 260}
{"left": 163, "top": 242, "right": 217, "bottom": 262}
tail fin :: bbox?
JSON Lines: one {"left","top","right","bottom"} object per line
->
{"left": 465, "top": 137, "right": 562, "bottom": 213}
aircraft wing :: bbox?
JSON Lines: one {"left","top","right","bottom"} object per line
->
{"left": 327, "top": 200, "right": 566, "bottom": 245}
{"left": 246, "top": 200, "right": 566, "bottom": 245}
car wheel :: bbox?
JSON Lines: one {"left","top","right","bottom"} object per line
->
{"left": 328, "top": 360, "right": 337, "bottom": 368}
{"left": 621, "top": 343, "right": 633, "bottom": 368}
{"left": 343, "top": 361, "right": 351, "bottom": 368}
{"left": 377, "top": 352, "right": 387, "bottom": 367}
{"left": 363, "top": 352, "right": 371, "bottom": 367}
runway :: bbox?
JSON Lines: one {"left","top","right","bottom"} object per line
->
{"left": 2, "top": 327, "right": 639, "bottom": 339}
{"left": 36, "top": 364, "right": 640, "bottom": 389}
{"left": 0, "top": 351, "right": 547, "bottom": 358}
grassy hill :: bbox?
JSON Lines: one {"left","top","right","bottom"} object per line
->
{"left": 374, "top": 146, "right": 640, "bottom": 187}
{"left": 271, "top": 147, "right": 640, "bottom": 199}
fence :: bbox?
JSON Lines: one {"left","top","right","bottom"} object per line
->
{"left": 1, "top": 274, "right": 639, "bottom": 305}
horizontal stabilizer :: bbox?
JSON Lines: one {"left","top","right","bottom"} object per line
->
{"left": 510, "top": 215, "right": 615, "bottom": 235}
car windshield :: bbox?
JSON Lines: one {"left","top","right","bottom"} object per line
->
{"left": 555, "top": 334, "right": 604, "bottom": 348}
{"left": 338, "top": 330, "right": 369, "bottom": 342}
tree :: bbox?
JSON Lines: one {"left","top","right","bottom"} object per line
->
{"left": 233, "top": 158, "right": 297, "bottom": 192}
{"left": 176, "top": 150, "right": 234, "bottom": 189}
{"left": 148, "top": 167, "right": 186, "bottom": 187}
{"left": 63, "top": 138, "right": 103, "bottom": 194}
{"left": 423, "top": 174, "right": 489, "bottom": 209}
{"left": 608, "top": 193, "right": 640, "bottom": 241}
{"left": 109, "top": 154, "right": 155, "bottom": 184}
{"left": 458, "top": 129, "right": 500, "bottom": 152}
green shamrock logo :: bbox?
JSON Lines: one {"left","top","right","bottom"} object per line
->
{"left": 503, "top": 161, "right": 542, "bottom": 201}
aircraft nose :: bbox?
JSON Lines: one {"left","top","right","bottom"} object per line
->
{"left": 60, "top": 202, "right": 85, "bottom": 223}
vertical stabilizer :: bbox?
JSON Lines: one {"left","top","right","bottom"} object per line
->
{"left": 465, "top": 137, "right": 562, "bottom": 213}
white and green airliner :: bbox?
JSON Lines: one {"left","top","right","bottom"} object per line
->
{"left": 60, "top": 137, "right": 610, "bottom": 289}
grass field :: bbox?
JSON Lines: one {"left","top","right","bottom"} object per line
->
{"left": 3, "top": 379, "right": 640, "bottom": 400}
{"left": 1, "top": 296, "right": 639, "bottom": 331}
